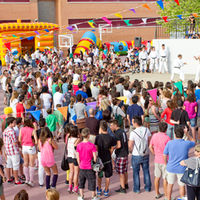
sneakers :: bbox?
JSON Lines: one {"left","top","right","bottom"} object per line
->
{"left": 28, "top": 181, "right": 34, "bottom": 187}
{"left": 72, "top": 186, "right": 79, "bottom": 194}
{"left": 91, "top": 196, "right": 100, "bottom": 200}
{"left": 7, "top": 178, "right": 14, "bottom": 183}
{"left": 77, "top": 196, "right": 84, "bottom": 200}
{"left": 115, "top": 186, "right": 126, "bottom": 193}
{"left": 68, "top": 185, "right": 73, "bottom": 193}
{"left": 19, "top": 175, "right": 26, "bottom": 181}
{"left": 125, "top": 184, "right": 129, "bottom": 190}
{"left": 15, "top": 180, "right": 24, "bottom": 185}
{"left": 103, "top": 189, "right": 109, "bottom": 197}
{"left": 65, "top": 180, "right": 69, "bottom": 185}
{"left": 96, "top": 187, "right": 102, "bottom": 196}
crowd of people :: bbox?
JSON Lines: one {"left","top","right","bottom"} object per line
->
{"left": 0, "top": 45, "right": 200, "bottom": 200}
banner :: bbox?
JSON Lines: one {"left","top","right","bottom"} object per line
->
{"left": 148, "top": 89, "right": 157, "bottom": 103}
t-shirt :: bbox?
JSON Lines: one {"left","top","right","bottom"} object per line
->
{"left": 76, "top": 141, "right": 96, "bottom": 169}
{"left": 163, "top": 139, "right": 195, "bottom": 173}
{"left": 53, "top": 110, "right": 64, "bottom": 126}
{"left": 62, "top": 83, "right": 68, "bottom": 94}
{"left": 150, "top": 132, "right": 170, "bottom": 164}
{"left": 171, "top": 108, "right": 190, "bottom": 126}
{"left": 95, "top": 134, "right": 116, "bottom": 162}
{"left": 76, "top": 90, "right": 88, "bottom": 99}
{"left": 46, "top": 114, "right": 58, "bottom": 132}
{"left": 197, "top": 99, "right": 200, "bottom": 118}
{"left": 195, "top": 89, "right": 200, "bottom": 101}
{"left": 74, "top": 102, "right": 86, "bottom": 119}
{"left": 40, "top": 93, "right": 52, "bottom": 110}
{"left": 53, "top": 92, "right": 64, "bottom": 110}
{"left": 16, "top": 103, "right": 25, "bottom": 118}
{"left": 161, "top": 107, "right": 174, "bottom": 125}
{"left": 52, "top": 84, "right": 58, "bottom": 96}
{"left": 129, "top": 126, "right": 151, "bottom": 156}
{"left": 86, "top": 117, "right": 99, "bottom": 136}
{"left": 184, "top": 157, "right": 200, "bottom": 170}
{"left": 183, "top": 101, "right": 197, "bottom": 119}
{"left": 115, "top": 129, "right": 128, "bottom": 158}
{"left": 127, "top": 104, "right": 144, "bottom": 125}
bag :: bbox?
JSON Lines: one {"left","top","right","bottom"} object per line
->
{"left": 76, "top": 118, "right": 86, "bottom": 130}
{"left": 133, "top": 128, "right": 148, "bottom": 156}
{"left": 114, "top": 107, "right": 123, "bottom": 127}
{"left": 61, "top": 145, "right": 69, "bottom": 171}
{"left": 180, "top": 158, "right": 200, "bottom": 187}
{"left": 91, "top": 157, "right": 104, "bottom": 172}
{"left": 95, "top": 110, "right": 103, "bottom": 120}
{"left": 111, "top": 149, "right": 116, "bottom": 161}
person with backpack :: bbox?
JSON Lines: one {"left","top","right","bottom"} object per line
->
{"left": 128, "top": 116, "right": 152, "bottom": 194}
{"left": 110, "top": 119, "right": 129, "bottom": 193}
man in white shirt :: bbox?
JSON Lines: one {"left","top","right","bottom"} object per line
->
{"left": 128, "top": 116, "right": 152, "bottom": 193}
{"left": 91, "top": 80, "right": 99, "bottom": 100}
{"left": 53, "top": 86, "right": 65, "bottom": 110}
{"left": 149, "top": 47, "right": 158, "bottom": 72}
{"left": 159, "top": 44, "right": 168, "bottom": 73}
{"left": 139, "top": 47, "right": 148, "bottom": 72}
{"left": 194, "top": 54, "right": 200, "bottom": 82}
{"left": 171, "top": 54, "right": 187, "bottom": 81}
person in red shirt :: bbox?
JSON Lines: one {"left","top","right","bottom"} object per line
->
{"left": 16, "top": 95, "right": 25, "bottom": 118}
{"left": 161, "top": 100, "right": 175, "bottom": 139}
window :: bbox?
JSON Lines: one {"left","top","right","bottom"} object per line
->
{"left": 68, "top": 18, "right": 158, "bottom": 28}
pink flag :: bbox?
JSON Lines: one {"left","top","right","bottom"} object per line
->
{"left": 148, "top": 89, "right": 157, "bottom": 103}
{"left": 102, "top": 17, "right": 112, "bottom": 25}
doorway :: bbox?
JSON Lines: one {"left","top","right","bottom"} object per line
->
{"left": 21, "top": 38, "right": 35, "bottom": 55}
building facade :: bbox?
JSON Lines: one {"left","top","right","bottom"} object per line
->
{"left": 0, "top": 0, "right": 161, "bottom": 44}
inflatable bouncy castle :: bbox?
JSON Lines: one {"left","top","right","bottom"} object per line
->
{"left": 74, "top": 31, "right": 97, "bottom": 55}
{"left": 0, "top": 20, "right": 58, "bottom": 66}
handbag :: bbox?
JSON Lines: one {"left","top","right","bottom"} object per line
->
{"left": 180, "top": 158, "right": 200, "bottom": 187}
{"left": 76, "top": 118, "right": 86, "bottom": 130}
{"left": 61, "top": 143, "right": 69, "bottom": 171}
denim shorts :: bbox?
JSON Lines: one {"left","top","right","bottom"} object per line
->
{"left": 190, "top": 118, "right": 196, "bottom": 127}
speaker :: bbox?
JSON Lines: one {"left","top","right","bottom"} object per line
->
{"left": 134, "top": 37, "right": 142, "bottom": 47}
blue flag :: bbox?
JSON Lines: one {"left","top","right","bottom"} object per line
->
{"left": 29, "top": 110, "right": 41, "bottom": 121}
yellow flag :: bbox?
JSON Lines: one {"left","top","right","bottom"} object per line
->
{"left": 88, "top": 22, "right": 95, "bottom": 28}
{"left": 114, "top": 13, "right": 123, "bottom": 19}
{"left": 117, "top": 96, "right": 127, "bottom": 104}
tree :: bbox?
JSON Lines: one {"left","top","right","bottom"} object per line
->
{"left": 157, "top": 0, "right": 200, "bottom": 33}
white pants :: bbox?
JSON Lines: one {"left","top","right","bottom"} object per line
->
{"left": 140, "top": 60, "right": 147, "bottom": 71}
{"left": 159, "top": 57, "right": 168, "bottom": 73}
{"left": 171, "top": 68, "right": 184, "bottom": 81}
{"left": 38, "top": 152, "right": 44, "bottom": 185}
{"left": 149, "top": 58, "right": 158, "bottom": 71}
{"left": 195, "top": 66, "right": 200, "bottom": 82}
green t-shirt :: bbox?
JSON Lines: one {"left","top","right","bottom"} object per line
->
{"left": 46, "top": 114, "right": 58, "bottom": 132}
{"left": 52, "top": 84, "right": 58, "bottom": 96}
{"left": 53, "top": 110, "right": 64, "bottom": 126}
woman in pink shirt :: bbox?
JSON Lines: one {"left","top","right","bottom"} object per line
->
{"left": 161, "top": 100, "right": 175, "bottom": 139}
{"left": 183, "top": 94, "right": 197, "bottom": 140}
{"left": 19, "top": 117, "right": 37, "bottom": 187}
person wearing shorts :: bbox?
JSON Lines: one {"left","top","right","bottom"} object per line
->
{"left": 76, "top": 128, "right": 99, "bottom": 200}
{"left": 164, "top": 125, "right": 195, "bottom": 200}
{"left": 149, "top": 122, "right": 170, "bottom": 199}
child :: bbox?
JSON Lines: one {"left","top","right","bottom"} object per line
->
{"left": 14, "top": 190, "right": 29, "bottom": 200}
{"left": 46, "top": 108, "right": 58, "bottom": 139}
{"left": 0, "top": 138, "right": 6, "bottom": 200}
{"left": 39, "top": 127, "right": 58, "bottom": 190}
{"left": 46, "top": 189, "right": 59, "bottom": 200}
{"left": 76, "top": 128, "right": 99, "bottom": 200}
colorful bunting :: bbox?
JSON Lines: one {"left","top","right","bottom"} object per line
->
{"left": 193, "top": 13, "right": 198, "bottom": 17}
{"left": 29, "top": 110, "right": 41, "bottom": 121}
{"left": 58, "top": 106, "right": 68, "bottom": 119}
{"left": 177, "top": 15, "right": 183, "bottom": 20}
{"left": 156, "top": 0, "right": 164, "bottom": 10}
{"left": 174, "top": 81, "right": 183, "bottom": 94}
{"left": 102, "top": 17, "right": 112, "bottom": 25}
{"left": 162, "top": 16, "right": 169, "bottom": 22}
{"left": 4, "top": 42, "right": 11, "bottom": 51}
{"left": 174, "top": 0, "right": 179, "bottom": 6}
{"left": 124, "top": 19, "right": 132, "bottom": 26}
{"left": 12, "top": 35, "right": 17, "bottom": 38}
{"left": 44, "top": 29, "right": 49, "bottom": 32}
{"left": 142, "top": 18, "right": 147, "bottom": 24}
{"left": 34, "top": 31, "right": 40, "bottom": 35}
{"left": 27, "top": 36, "right": 34, "bottom": 40}
{"left": 117, "top": 96, "right": 127, "bottom": 104}
{"left": 88, "top": 21, "right": 95, "bottom": 28}
{"left": 142, "top": 4, "right": 151, "bottom": 10}
{"left": 129, "top": 8, "right": 136, "bottom": 13}
{"left": 67, "top": 26, "right": 74, "bottom": 31}
{"left": 115, "top": 13, "right": 123, "bottom": 19}
{"left": 147, "top": 89, "right": 157, "bottom": 103}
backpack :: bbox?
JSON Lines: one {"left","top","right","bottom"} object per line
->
{"left": 133, "top": 128, "right": 148, "bottom": 156}
{"left": 114, "top": 107, "right": 123, "bottom": 127}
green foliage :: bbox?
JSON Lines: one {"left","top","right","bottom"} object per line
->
{"left": 157, "top": 0, "right": 200, "bottom": 33}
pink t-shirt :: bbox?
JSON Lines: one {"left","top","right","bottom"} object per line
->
{"left": 20, "top": 127, "right": 34, "bottom": 147}
{"left": 76, "top": 141, "right": 96, "bottom": 169}
{"left": 184, "top": 101, "right": 197, "bottom": 119}
{"left": 150, "top": 132, "right": 170, "bottom": 164}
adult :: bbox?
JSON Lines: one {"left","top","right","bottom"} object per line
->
{"left": 163, "top": 126, "right": 195, "bottom": 200}
{"left": 149, "top": 46, "right": 158, "bottom": 72}
{"left": 91, "top": 79, "right": 99, "bottom": 100}
{"left": 149, "top": 122, "right": 170, "bottom": 199}
{"left": 129, "top": 116, "right": 152, "bottom": 194}
{"left": 40, "top": 86, "right": 52, "bottom": 110}
{"left": 76, "top": 82, "right": 88, "bottom": 99}
{"left": 53, "top": 86, "right": 65, "bottom": 110}
{"left": 139, "top": 47, "right": 148, "bottom": 72}
{"left": 110, "top": 120, "right": 129, "bottom": 193}
{"left": 19, "top": 118, "right": 37, "bottom": 187}
{"left": 159, "top": 44, "right": 168, "bottom": 74}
